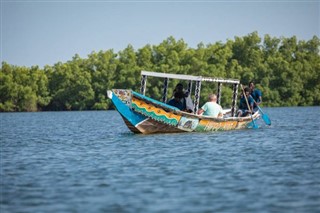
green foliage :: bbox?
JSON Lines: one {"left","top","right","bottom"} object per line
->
{"left": 0, "top": 62, "right": 50, "bottom": 111}
{"left": 1, "top": 33, "right": 319, "bottom": 111}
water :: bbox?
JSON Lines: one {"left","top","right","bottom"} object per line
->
{"left": 1, "top": 107, "right": 320, "bottom": 213}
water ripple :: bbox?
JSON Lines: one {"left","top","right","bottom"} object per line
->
{"left": 1, "top": 108, "right": 320, "bottom": 212}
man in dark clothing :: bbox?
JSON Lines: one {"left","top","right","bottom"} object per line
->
{"left": 237, "top": 87, "right": 254, "bottom": 117}
{"left": 249, "top": 81, "right": 262, "bottom": 111}
{"left": 168, "top": 83, "right": 194, "bottom": 113}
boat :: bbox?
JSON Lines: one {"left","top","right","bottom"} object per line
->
{"left": 107, "top": 71, "right": 261, "bottom": 134}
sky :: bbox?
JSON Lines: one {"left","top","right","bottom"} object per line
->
{"left": 1, "top": 0, "right": 319, "bottom": 68}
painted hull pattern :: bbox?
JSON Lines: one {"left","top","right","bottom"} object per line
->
{"left": 108, "top": 89, "right": 260, "bottom": 134}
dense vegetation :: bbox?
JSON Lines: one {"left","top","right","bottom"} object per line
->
{"left": 1, "top": 32, "right": 319, "bottom": 112}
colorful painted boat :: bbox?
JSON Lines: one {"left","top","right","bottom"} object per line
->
{"left": 107, "top": 71, "right": 260, "bottom": 134}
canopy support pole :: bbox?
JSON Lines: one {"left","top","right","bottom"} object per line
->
{"left": 217, "top": 82, "right": 222, "bottom": 105}
{"left": 162, "top": 78, "right": 169, "bottom": 103}
{"left": 231, "top": 83, "right": 239, "bottom": 117}
{"left": 187, "top": 81, "right": 193, "bottom": 95}
{"left": 193, "top": 80, "right": 202, "bottom": 114}
{"left": 140, "top": 75, "right": 147, "bottom": 95}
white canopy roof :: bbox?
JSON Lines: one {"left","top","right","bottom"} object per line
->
{"left": 141, "top": 70, "right": 240, "bottom": 84}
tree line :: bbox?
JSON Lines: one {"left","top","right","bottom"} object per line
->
{"left": 1, "top": 32, "right": 319, "bottom": 112}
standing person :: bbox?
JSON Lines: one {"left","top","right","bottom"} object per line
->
{"left": 249, "top": 81, "right": 262, "bottom": 111}
{"left": 237, "top": 87, "right": 254, "bottom": 117}
{"left": 197, "top": 94, "right": 223, "bottom": 118}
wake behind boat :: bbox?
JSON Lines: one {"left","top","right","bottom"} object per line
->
{"left": 107, "top": 71, "right": 263, "bottom": 134}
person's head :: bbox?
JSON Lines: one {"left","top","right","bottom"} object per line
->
{"left": 208, "top": 94, "right": 217, "bottom": 102}
{"left": 249, "top": 81, "right": 255, "bottom": 90}
{"left": 175, "top": 83, "right": 184, "bottom": 92}
{"left": 244, "top": 87, "right": 250, "bottom": 96}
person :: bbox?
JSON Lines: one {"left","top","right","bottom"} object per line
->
{"left": 197, "top": 94, "right": 223, "bottom": 118}
{"left": 237, "top": 87, "right": 254, "bottom": 117}
{"left": 167, "top": 91, "right": 185, "bottom": 110}
{"left": 168, "top": 83, "right": 194, "bottom": 113}
{"left": 249, "top": 81, "right": 262, "bottom": 111}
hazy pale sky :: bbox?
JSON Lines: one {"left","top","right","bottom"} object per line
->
{"left": 1, "top": 0, "right": 319, "bottom": 67}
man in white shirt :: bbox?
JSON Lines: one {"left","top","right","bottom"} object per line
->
{"left": 197, "top": 94, "right": 223, "bottom": 118}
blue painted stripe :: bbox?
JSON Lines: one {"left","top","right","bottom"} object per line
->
{"left": 111, "top": 92, "right": 146, "bottom": 126}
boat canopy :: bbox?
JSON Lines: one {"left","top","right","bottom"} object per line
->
{"left": 140, "top": 71, "right": 240, "bottom": 117}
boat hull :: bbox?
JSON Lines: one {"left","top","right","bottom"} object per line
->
{"left": 108, "top": 89, "right": 259, "bottom": 134}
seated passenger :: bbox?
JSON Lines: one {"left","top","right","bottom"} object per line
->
{"left": 167, "top": 92, "right": 185, "bottom": 110}
{"left": 168, "top": 83, "right": 194, "bottom": 113}
{"left": 237, "top": 87, "right": 254, "bottom": 117}
{"left": 197, "top": 94, "right": 223, "bottom": 118}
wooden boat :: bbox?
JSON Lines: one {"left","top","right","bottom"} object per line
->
{"left": 107, "top": 71, "right": 260, "bottom": 134}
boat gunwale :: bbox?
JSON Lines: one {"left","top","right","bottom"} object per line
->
{"left": 131, "top": 90, "right": 259, "bottom": 123}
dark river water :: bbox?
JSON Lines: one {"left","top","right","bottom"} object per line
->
{"left": 1, "top": 107, "right": 320, "bottom": 213}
